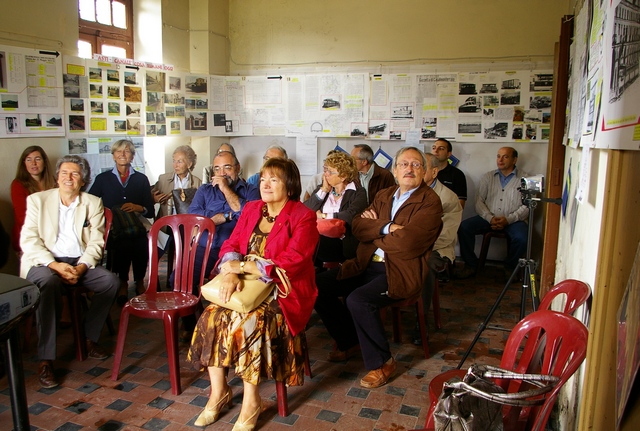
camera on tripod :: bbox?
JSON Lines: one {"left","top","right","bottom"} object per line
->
{"left": 520, "top": 175, "right": 544, "bottom": 194}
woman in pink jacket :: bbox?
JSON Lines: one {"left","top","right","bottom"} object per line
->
{"left": 188, "top": 158, "right": 319, "bottom": 430}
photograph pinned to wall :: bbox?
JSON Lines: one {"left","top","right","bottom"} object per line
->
{"left": 484, "top": 122, "right": 508, "bottom": 140}
{"left": 169, "top": 76, "right": 181, "bottom": 91}
{"left": 321, "top": 95, "right": 341, "bottom": 110}
{"left": 108, "top": 102, "right": 120, "bottom": 115}
{"left": 421, "top": 117, "right": 437, "bottom": 139}
{"left": 146, "top": 124, "right": 156, "bottom": 136}
{"left": 350, "top": 122, "right": 367, "bottom": 137}
{"left": 146, "top": 112, "right": 155, "bottom": 123}
{"left": 89, "top": 84, "right": 102, "bottom": 98}
{"left": 185, "top": 112, "right": 207, "bottom": 131}
{"left": 107, "top": 85, "right": 120, "bottom": 98}
{"left": 69, "top": 115, "right": 85, "bottom": 131}
{"left": 124, "top": 71, "right": 137, "bottom": 85}
{"left": 512, "top": 125, "right": 524, "bottom": 140}
{"left": 63, "top": 74, "right": 81, "bottom": 97}
{"left": 147, "top": 91, "right": 164, "bottom": 112}
{"left": 389, "top": 131, "right": 403, "bottom": 140}
{"left": 45, "top": 115, "right": 62, "bottom": 127}
{"left": 213, "top": 113, "right": 226, "bottom": 126}
{"left": 186, "top": 75, "right": 208, "bottom": 94}
{"left": 89, "top": 68, "right": 102, "bottom": 81}
{"left": 126, "top": 103, "right": 141, "bottom": 117}
{"left": 391, "top": 102, "right": 414, "bottom": 119}
{"left": 368, "top": 121, "right": 388, "bottom": 139}
{"left": 1, "top": 94, "right": 18, "bottom": 109}
{"left": 114, "top": 119, "right": 126, "bottom": 132}
{"left": 501, "top": 90, "right": 520, "bottom": 105}
{"left": 170, "top": 120, "right": 180, "bottom": 134}
{"left": 24, "top": 114, "right": 41, "bottom": 127}
{"left": 126, "top": 118, "right": 141, "bottom": 133}
{"left": 107, "top": 69, "right": 120, "bottom": 82}
{"left": 68, "top": 138, "right": 87, "bottom": 154}
{"left": 155, "top": 112, "right": 166, "bottom": 124}
{"left": 157, "top": 124, "right": 166, "bottom": 136}
{"left": 124, "top": 85, "right": 141, "bottom": 102}
{"left": 90, "top": 101, "right": 103, "bottom": 114}
{"left": 165, "top": 107, "right": 175, "bottom": 117}
{"left": 458, "top": 96, "right": 481, "bottom": 113}
{"left": 225, "top": 120, "right": 233, "bottom": 132}
{"left": 1, "top": 115, "right": 20, "bottom": 135}
{"left": 513, "top": 106, "right": 525, "bottom": 122}
{"left": 70, "top": 98, "right": 84, "bottom": 112}
{"left": 146, "top": 71, "right": 166, "bottom": 92}
{"left": 483, "top": 95, "right": 500, "bottom": 107}
{"left": 164, "top": 93, "right": 184, "bottom": 105}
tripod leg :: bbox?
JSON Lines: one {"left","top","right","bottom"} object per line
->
{"left": 456, "top": 266, "right": 520, "bottom": 369}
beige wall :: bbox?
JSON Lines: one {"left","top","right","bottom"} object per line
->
{"left": 229, "top": 0, "right": 570, "bottom": 74}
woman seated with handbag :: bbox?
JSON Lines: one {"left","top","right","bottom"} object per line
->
{"left": 304, "top": 151, "right": 367, "bottom": 264}
{"left": 151, "top": 145, "right": 202, "bottom": 217}
{"left": 188, "top": 158, "right": 319, "bottom": 430}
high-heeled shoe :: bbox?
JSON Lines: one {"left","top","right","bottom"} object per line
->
{"left": 194, "top": 386, "right": 233, "bottom": 427}
{"left": 232, "top": 400, "right": 262, "bottom": 431}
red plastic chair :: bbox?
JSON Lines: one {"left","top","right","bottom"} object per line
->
{"left": 538, "top": 279, "right": 591, "bottom": 316}
{"left": 423, "top": 310, "right": 588, "bottom": 431}
{"left": 110, "top": 214, "right": 215, "bottom": 395}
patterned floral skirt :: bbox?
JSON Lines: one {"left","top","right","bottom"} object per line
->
{"left": 187, "top": 297, "right": 305, "bottom": 386}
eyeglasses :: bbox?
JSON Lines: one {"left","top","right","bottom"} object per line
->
{"left": 213, "top": 164, "right": 235, "bottom": 173}
{"left": 323, "top": 166, "right": 339, "bottom": 176}
{"left": 396, "top": 161, "right": 423, "bottom": 170}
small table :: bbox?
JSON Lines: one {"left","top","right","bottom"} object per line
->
{"left": 0, "top": 274, "right": 40, "bottom": 431}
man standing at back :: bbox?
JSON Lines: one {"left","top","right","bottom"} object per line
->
{"left": 351, "top": 144, "right": 396, "bottom": 204}
{"left": 431, "top": 138, "right": 467, "bottom": 209}
{"left": 455, "top": 147, "right": 529, "bottom": 279}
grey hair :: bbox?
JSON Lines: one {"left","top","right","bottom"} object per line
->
{"left": 424, "top": 152, "right": 439, "bottom": 169}
{"left": 353, "top": 144, "right": 374, "bottom": 164}
{"left": 265, "top": 145, "right": 288, "bottom": 160}
{"left": 393, "top": 147, "right": 427, "bottom": 170}
{"left": 216, "top": 143, "right": 236, "bottom": 155}
{"left": 173, "top": 145, "right": 197, "bottom": 171}
{"left": 56, "top": 155, "right": 92, "bottom": 189}
{"left": 111, "top": 139, "right": 136, "bottom": 155}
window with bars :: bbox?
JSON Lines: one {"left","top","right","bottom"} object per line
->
{"left": 78, "top": 0, "right": 133, "bottom": 59}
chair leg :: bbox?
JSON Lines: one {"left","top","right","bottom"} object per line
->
{"left": 416, "top": 301, "right": 429, "bottom": 359}
{"left": 276, "top": 380, "right": 289, "bottom": 417}
{"left": 163, "top": 313, "right": 182, "bottom": 395}
{"left": 432, "top": 279, "right": 442, "bottom": 329}
{"left": 477, "top": 234, "right": 492, "bottom": 272}
{"left": 111, "top": 307, "right": 131, "bottom": 382}
{"left": 69, "top": 290, "right": 88, "bottom": 361}
{"left": 391, "top": 307, "right": 402, "bottom": 343}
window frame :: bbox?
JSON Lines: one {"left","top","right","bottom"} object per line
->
{"left": 78, "top": 0, "right": 134, "bottom": 59}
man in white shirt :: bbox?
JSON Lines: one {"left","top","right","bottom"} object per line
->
{"left": 21, "top": 155, "right": 119, "bottom": 388}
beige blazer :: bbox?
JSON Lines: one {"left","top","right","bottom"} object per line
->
{"left": 151, "top": 172, "right": 202, "bottom": 219}
{"left": 20, "top": 189, "right": 105, "bottom": 279}
{"left": 432, "top": 179, "right": 463, "bottom": 263}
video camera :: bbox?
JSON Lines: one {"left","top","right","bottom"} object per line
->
{"left": 520, "top": 174, "right": 544, "bottom": 194}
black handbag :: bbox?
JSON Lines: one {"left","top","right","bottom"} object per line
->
{"left": 110, "top": 205, "right": 148, "bottom": 240}
{"left": 172, "top": 188, "right": 197, "bottom": 214}
{"left": 433, "top": 365, "right": 559, "bottom": 431}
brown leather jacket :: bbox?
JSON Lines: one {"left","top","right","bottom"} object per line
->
{"left": 338, "top": 181, "right": 443, "bottom": 299}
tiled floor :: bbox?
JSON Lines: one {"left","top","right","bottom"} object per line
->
{"left": 0, "top": 263, "right": 531, "bottom": 431}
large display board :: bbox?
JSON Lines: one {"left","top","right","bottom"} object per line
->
{"left": 2, "top": 49, "right": 554, "bottom": 143}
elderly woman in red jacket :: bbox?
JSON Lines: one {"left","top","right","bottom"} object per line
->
{"left": 188, "top": 158, "right": 318, "bottom": 431}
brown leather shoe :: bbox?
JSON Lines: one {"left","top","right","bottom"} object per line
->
{"left": 86, "top": 340, "right": 109, "bottom": 360}
{"left": 360, "top": 357, "right": 396, "bottom": 388}
{"left": 327, "top": 345, "right": 360, "bottom": 362}
{"left": 38, "top": 361, "right": 59, "bottom": 389}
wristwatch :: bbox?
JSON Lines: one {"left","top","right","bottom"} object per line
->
{"left": 224, "top": 212, "right": 232, "bottom": 222}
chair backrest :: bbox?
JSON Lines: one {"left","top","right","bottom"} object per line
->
{"left": 498, "top": 310, "right": 588, "bottom": 431}
{"left": 538, "top": 279, "right": 591, "bottom": 316}
{"left": 147, "top": 214, "right": 216, "bottom": 297}
{"left": 103, "top": 207, "right": 113, "bottom": 245}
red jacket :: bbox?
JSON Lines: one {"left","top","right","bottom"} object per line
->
{"left": 219, "top": 199, "right": 319, "bottom": 336}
